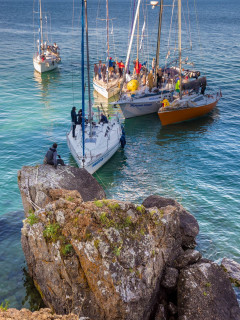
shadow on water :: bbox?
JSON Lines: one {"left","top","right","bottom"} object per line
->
{"left": 0, "top": 211, "right": 44, "bottom": 310}
{"left": 156, "top": 107, "right": 220, "bottom": 146}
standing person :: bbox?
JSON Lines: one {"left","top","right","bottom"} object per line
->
{"left": 94, "top": 64, "right": 98, "bottom": 80}
{"left": 112, "top": 60, "right": 116, "bottom": 74}
{"left": 148, "top": 70, "right": 154, "bottom": 91}
{"left": 117, "top": 60, "right": 125, "bottom": 78}
{"left": 44, "top": 143, "right": 65, "bottom": 168}
{"left": 100, "top": 113, "right": 108, "bottom": 123}
{"left": 157, "top": 67, "right": 163, "bottom": 88}
{"left": 134, "top": 59, "right": 142, "bottom": 79}
{"left": 71, "top": 106, "right": 77, "bottom": 138}
{"left": 102, "top": 64, "right": 107, "bottom": 82}
{"left": 109, "top": 57, "right": 114, "bottom": 76}
{"left": 77, "top": 109, "right": 82, "bottom": 125}
{"left": 98, "top": 60, "right": 102, "bottom": 80}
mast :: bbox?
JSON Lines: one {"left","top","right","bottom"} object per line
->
{"left": 106, "top": 0, "right": 109, "bottom": 83}
{"left": 120, "top": 0, "right": 142, "bottom": 95}
{"left": 178, "top": 0, "right": 182, "bottom": 99}
{"left": 84, "top": 0, "right": 92, "bottom": 137}
{"left": 154, "top": 0, "right": 163, "bottom": 86}
{"left": 81, "top": 0, "right": 85, "bottom": 159}
{"left": 137, "top": 10, "right": 139, "bottom": 61}
{"left": 39, "top": 0, "right": 43, "bottom": 55}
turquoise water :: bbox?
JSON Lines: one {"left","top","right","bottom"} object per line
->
{"left": 0, "top": 0, "right": 240, "bottom": 308}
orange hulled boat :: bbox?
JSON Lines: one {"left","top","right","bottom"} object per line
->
{"left": 158, "top": 91, "right": 221, "bottom": 126}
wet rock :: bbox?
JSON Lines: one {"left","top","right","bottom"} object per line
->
{"left": 142, "top": 195, "right": 199, "bottom": 249}
{"left": 221, "top": 258, "right": 240, "bottom": 287}
{"left": 161, "top": 267, "right": 179, "bottom": 289}
{"left": 18, "top": 165, "right": 105, "bottom": 215}
{"left": 174, "top": 249, "right": 202, "bottom": 269}
{"left": 21, "top": 191, "right": 183, "bottom": 320}
{"left": 177, "top": 260, "right": 240, "bottom": 320}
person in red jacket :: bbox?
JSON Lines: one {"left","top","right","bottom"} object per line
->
{"left": 117, "top": 60, "right": 125, "bottom": 78}
{"left": 134, "top": 59, "right": 142, "bottom": 78}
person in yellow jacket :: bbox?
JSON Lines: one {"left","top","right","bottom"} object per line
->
{"left": 175, "top": 78, "right": 180, "bottom": 93}
{"left": 162, "top": 98, "right": 170, "bottom": 108}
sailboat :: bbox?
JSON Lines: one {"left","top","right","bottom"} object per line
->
{"left": 158, "top": 0, "right": 221, "bottom": 126}
{"left": 93, "top": 0, "right": 120, "bottom": 99}
{"left": 67, "top": 0, "right": 124, "bottom": 175}
{"left": 33, "top": 0, "right": 61, "bottom": 73}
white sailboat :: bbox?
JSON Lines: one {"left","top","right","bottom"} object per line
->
{"left": 67, "top": 0, "right": 124, "bottom": 175}
{"left": 112, "top": 0, "right": 175, "bottom": 118}
{"left": 93, "top": 0, "right": 120, "bottom": 99}
{"left": 33, "top": 0, "right": 61, "bottom": 73}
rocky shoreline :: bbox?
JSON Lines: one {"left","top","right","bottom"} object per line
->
{"left": 1, "top": 165, "right": 239, "bottom": 320}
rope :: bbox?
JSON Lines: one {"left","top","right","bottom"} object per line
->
{"left": 187, "top": 0, "right": 192, "bottom": 49}
{"left": 164, "top": 0, "right": 176, "bottom": 69}
{"left": 194, "top": 0, "right": 205, "bottom": 73}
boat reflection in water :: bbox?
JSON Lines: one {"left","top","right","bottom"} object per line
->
{"left": 93, "top": 89, "right": 121, "bottom": 118}
{"left": 33, "top": 70, "right": 61, "bottom": 100}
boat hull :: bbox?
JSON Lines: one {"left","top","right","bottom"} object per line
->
{"left": 158, "top": 99, "right": 219, "bottom": 126}
{"left": 93, "top": 80, "right": 120, "bottom": 99}
{"left": 33, "top": 57, "right": 59, "bottom": 73}
{"left": 67, "top": 134, "right": 121, "bottom": 174}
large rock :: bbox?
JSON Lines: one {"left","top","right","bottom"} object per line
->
{"left": 142, "top": 195, "right": 199, "bottom": 249}
{"left": 21, "top": 190, "right": 183, "bottom": 320}
{"left": 221, "top": 258, "right": 240, "bottom": 287}
{"left": 18, "top": 165, "right": 105, "bottom": 215}
{"left": 177, "top": 260, "right": 240, "bottom": 320}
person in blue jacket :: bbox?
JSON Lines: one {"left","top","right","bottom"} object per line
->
{"left": 100, "top": 113, "right": 108, "bottom": 124}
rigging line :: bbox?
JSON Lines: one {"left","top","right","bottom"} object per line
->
{"left": 187, "top": 0, "right": 192, "bottom": 49}
{"left": 182, "top": 3, "right": 190, "bottom": 52}
{"left": 71, "top": 0, "right": 75, "bottom": 107}
{"left": 96, "top": 0, "right": 101, "bottom": 61}
{"left": 194, "top": 0, "right": 204, "bottom": 70}
{"left": 165, "top": 0, "right": 176, "bottom": 69}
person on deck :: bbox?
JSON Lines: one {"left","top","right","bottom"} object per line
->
{"left": 102, "top": 64, "right": 107, "bottom": 82}
{"left": 148, "top": 70, "right": 154, "bottom": 91}
{"left": 134, "top": 59, "right": 142, "bottom": 79}
{"left": 100, "top": 113, "right": 108, "bottom": 124}
{"left": 117, "top": 60, "right": 125, "bottom": 78}
{"left": 152, "top": 58, "right": 156, "bottom": 73}
{"left": 71, "top": 106, "right": 77, "bottom": 138}
{"left": 157, "top": 67, "right": 163, "bottom": 88}
{"left": 175, "top": 78, "right": 180, "bottom": 94}
{"left": 44, "top": 143, "right": 65, "bottom": 168}
{"left": 94, "top": 64, "right": 98, "bottom": 80}
{"left": 77, "top": 109, "right": 82, "bottom": 125}
{"left": 98, "top": 60, "right": 102, "bottom": 80}
{"left": 109, "top": 57, "right": 114, "bottom": 76}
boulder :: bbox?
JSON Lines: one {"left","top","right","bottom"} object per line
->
{"left": 173, "top": 249, "right": 202, "bottom": 269}
{"left": 177, "top": 260, "right": 240, "bottom": 320}
{"left": 221, "top": 258, "right": 240, "bottom": 287}
{"left": 161, "top": 267, "right": 179, "bottom": 289}
{"left": 21, "top": 191, "right": 183, "bottom": 320}
{"left": 18, "top": 165, "right": 105, "bottom": 215}
{"left": 142, "top": 195, "right": 199, "bottom": 249}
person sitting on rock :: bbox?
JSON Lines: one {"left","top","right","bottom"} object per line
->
{"left": 44, "top": 143, "right": 65, "bottom": 168}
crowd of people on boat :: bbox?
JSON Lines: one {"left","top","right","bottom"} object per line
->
{"left": 94, "top": 57, "right": 126, "bottom": 82}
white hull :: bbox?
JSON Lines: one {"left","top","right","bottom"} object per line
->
{"left": 93, "top": 80, "right": 120, "bottom": 99}
{"left": 66, "top": 120, "right": 122, "bottom": 174}
{"left": 117, "top": 91, "right": 173, "bottom": 119}
{"left": 33, "top": 56, "right": 59, "bottom": 73}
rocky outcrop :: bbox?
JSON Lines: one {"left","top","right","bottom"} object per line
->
{"left": 178, "top": 259, "right": 240, "bottom": 320}
{"left": 142, "top": 195, "right": 199, "bottom": 249}
{"left": 18, "top": 170, "right": 240, "bottom": 320}
{"left": 221, "top": 258, "right": 240, "bottom": 287}
{"left": 18, "top": 165, "right": 105, "bottom": 215}
{"left": 0, "top": 308, "right": 78, "bottom": 320}
{"left": 21, "top": 190, "right": 185, "bottom": 320}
